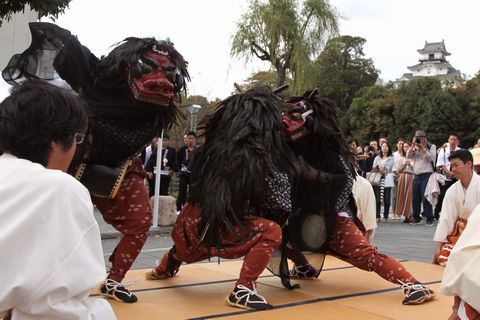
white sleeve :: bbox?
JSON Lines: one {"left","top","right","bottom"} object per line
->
{"left": 436, "top": 148, "right": 447, "bottom": 168}
{"left": 372, "top": 156, "right": 380, "bottom": 171}
{"left": 10, "top": 174, "right": 116, "bottom": 320}
{"left": 12, "top": 223, "right": 116, "bottom": 320}
{"left": 433, "top": 188, "right": 458, "bottom": 242}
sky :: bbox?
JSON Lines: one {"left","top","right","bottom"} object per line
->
{"left": 2, "top": 0, "right": 480, "bottom": 100}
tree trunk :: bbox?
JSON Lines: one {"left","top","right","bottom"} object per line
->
{"left": 276, "top": 66, "right": 287, "bottom": 88}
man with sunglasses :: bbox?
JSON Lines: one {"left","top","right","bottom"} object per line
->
{"left": 0, "top": 80, "right": 115, "bottom": 319}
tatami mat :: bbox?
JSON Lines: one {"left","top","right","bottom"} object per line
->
{"left": 93, "top": 256, "right": 450, "bottom": 319}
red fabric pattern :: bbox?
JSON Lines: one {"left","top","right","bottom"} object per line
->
{"left": 92, "top": 157, "right": 152, "bottom": 282}
{"left": 328, "top": 216, "right": 417, "bottom": 284}
{"left": 156, "top": 203, "right": 282, "bottom": 288}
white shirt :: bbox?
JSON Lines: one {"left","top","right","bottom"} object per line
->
{"left": 441, "top": 203, "right": 480, "bottom": 312}
{"left": 0, "top": 154, "right": 116, "bottom": 320}
{"left": 436, "top": 146, "right": 461, "bottom": 180}
{"left": 433, "top": 173, "right": 480, "bottom": 242}
{"left": 352, "top": 175, "right": 377, "bottom": 244}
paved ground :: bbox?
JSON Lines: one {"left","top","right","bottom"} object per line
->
{"left": 96, "top": 210, "right": 438, "bottom": 271}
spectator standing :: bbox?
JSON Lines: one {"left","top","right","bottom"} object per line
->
{"left": 349, "top": 139, "right": 366, "bottom": 176}
{"left": 407, "top": 130, "right": 437, "bottom": 226}
{"left": 140, "top": 137, "right": 158, "bottom": 167}
{"left": 434, "top": 134, "right": 461, "bottom": 220}
{"left": 365, "top": 145, "right": 376, "bottom": 173}
{"left": 176, "top": 131, "right": 197, "bottom": 212}
{"left": 393, "top": 142, "right": 414, "bottom": 223}
{"left": 145, "top": 133, "right": 176, "bottom": 196}
{"left": 392, "top": 138, "right": 405, "bottom": 218}
{"left": 372, "top": 142, "right": 395, "bottom": 222}
{"left": 369, "top": 139, "right": 379, "bottom": 154}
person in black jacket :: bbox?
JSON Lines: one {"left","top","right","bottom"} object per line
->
{"left": 145, "top": 133, "right": 176, "bottom": 196}
{"left": 175, "top": 131, "right": 197, "bottom": 211}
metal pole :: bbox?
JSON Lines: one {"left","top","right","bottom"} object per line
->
{"left": 152, "top": 130, "right": 164, "bottom": 228}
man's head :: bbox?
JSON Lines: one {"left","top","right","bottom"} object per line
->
{"left": 448, "top": 134, "right": 459, "bottom": 149}
{"left": 186, "top": 131, "right": 196, "bottom": 148}
{"left": 369, "top": 140, "right": 378, "bottom": 151}
{"left": 162, "top": 133, "right": 170, "bottom": 148}
{"left": 0, "top": 79, "right": 87, "bottom": 170}
{"left": 414, "top": 130, "right": 427, "bottom": 145}
{"left": 151, "top": 136, "right": 158, "bottom": 149}
{"left": 448, "top": 149, "right": 473, "bottom": 181}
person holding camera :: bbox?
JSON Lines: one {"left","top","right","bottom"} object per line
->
{"left": 406, "top": 130, "right": 437, "bottom": 226}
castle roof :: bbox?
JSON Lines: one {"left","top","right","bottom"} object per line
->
{"left": 417, "top": 40, "right": 450, "bottom": 55}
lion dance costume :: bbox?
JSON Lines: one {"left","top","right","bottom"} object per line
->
{"left": 3, "top": 22, "right": 189, "bottom": 303}
{"left": 281, "top": 89, "right": 436, "bottom": 305}
{"left": 145, "top": 85, "right": 306, "bottom": 310}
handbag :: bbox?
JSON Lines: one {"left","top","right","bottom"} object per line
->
{"left": 366, "top": 171, "right": 382, "bottom": 186}
{"left": 438, "top": 218, "right": 467, "bottom": 266}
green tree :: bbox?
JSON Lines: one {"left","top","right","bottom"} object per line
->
{"left": 243, "top": 70, "right": 279, "bottom": 89}
{"left": 393, "top": 77, "right": 462, "bottom": 145}
{"left": 450, "top": 72, "right": 480, "bottom": 147}
{"left": 231, "top": 0, "right": 340, "bottom": 94}
{"left": 343, "top": 85, "right": 395, "bottom": 144}
{"left": 0, "top": 0, "right": 71, "bottom": 26}
{"left": 314, "top": 35, "right": 379, "bottom": 111}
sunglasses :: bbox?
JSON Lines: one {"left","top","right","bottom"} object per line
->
{"left": 75, "top": 133, "right": 86, "bottom": 144}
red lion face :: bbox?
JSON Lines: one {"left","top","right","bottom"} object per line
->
{"left": 128, "top": 49, "right": 178, "bottom": 106}
{"left": 282, "top": 99, "right": 312, "bottom": 141}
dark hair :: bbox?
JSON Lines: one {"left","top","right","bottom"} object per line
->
{"left": 380, "top": 142, "right": 393, "bottom": 157}
{"left": 0, "top": 79, "right": 87, "bottom": 166}
{"left": 348, "top": 138, "right": 359, "bottom": 146}
{"left": 448, "top": 149, "right": 473, "bottom": 164}
{"left": 162, "top": 132, "right": 170, "bottom": 140}
{"left": 186, "top": 130, "right": 196, "bottom": 138}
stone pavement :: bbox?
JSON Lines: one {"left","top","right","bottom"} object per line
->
{"left": 96, "top": 209, "right": 438, "bottom": 271}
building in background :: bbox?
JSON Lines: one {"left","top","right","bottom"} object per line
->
{"left": 0, "top": 6, "right": 38, "bottom": 99}
{"left": 397, "top": 40, "right": 463, "bottom": 86}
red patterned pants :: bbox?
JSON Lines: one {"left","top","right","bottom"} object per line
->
{"left": 288, "top": 216, "right": 417, "bottom": 284}
{"left": 92, "top": 158, "right": 152, "bottom": 282}
{"left": 155, "top": 203, "right": 282, "bottom": 288}
{"left": 328, "top": 216, "right": 417, "bottom": 284}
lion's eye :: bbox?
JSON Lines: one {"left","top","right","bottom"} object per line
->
{"left": 290, "top": 112, "right": 303, "bottom": 121}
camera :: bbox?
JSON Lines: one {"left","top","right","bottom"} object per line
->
{"left": 415, "top": 137, "right": 421, "bottom": 144}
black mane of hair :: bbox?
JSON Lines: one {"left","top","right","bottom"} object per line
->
{"left": 189, "top": 85, "right": 296, "bottom": 247}
{"left": 93, "top": 37, "right": 190, "bottom": 97}
{"left": 286, "top": 90, "right": 357, "bottom": 249}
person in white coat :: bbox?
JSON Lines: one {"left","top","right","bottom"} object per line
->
{"left": 441, "top": 204, "right": 480, "bottom": 319}
{"left": 433, "top": 149, "right": 480, "bottom": 265}
{"left": 0, "top": 80, "right": 115, "bottom": 320}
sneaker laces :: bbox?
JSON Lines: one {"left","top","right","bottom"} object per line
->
{"left": 397, "top": 280, "right": 426, "bottom": 294}
{"left": 233, "top": 283, "right": 269, "bottom": 305}
{"left": 105, "top": 278, "right": 138, "bottom": 290}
